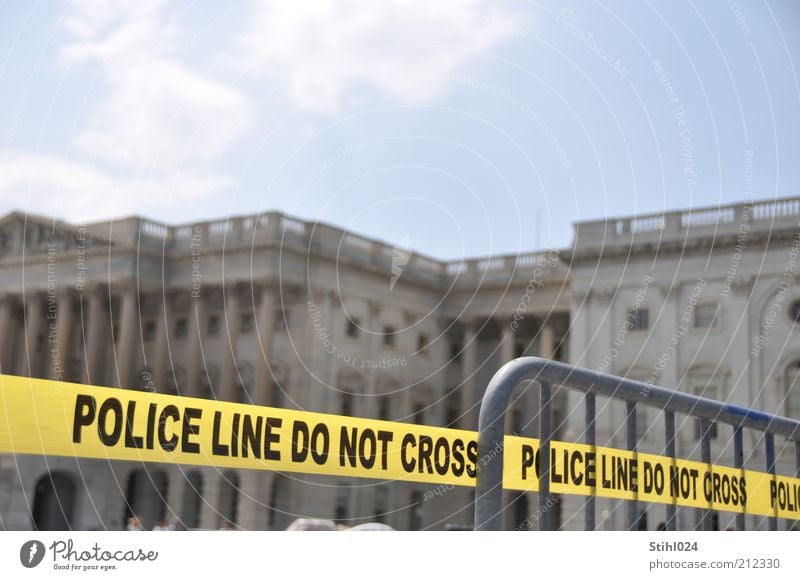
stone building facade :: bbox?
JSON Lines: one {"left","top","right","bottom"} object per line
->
{"left": 0, "top": 196, "right": 798, "bottom": 531}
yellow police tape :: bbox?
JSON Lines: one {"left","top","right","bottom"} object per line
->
{"left": 1, "top": 374, "right": 799, "bottom": 520}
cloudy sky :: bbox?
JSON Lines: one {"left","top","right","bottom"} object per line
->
{"left": 0, "top": 1, "right": 798, "bottom": 258}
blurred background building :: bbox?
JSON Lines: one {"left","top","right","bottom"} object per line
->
{"left": 0, "top": 196, "right": 798, "bottom": 531}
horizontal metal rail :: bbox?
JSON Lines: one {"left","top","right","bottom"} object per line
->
{"left": 474, "top": 357, "right": 800, "bottom": 531}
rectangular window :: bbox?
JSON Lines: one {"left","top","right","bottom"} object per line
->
{"left": 694, "top": 419, "right": 719, "bottom": 440}
{"left": 445, "top": 390, "right": 460, "bottom": 428}
{"left": 627, "top": 307, "right": 648, "bottom": 331}
{"left": 417, "top": 334, "right": 429, "bottom": 352}
{"left": 174, "top": 317, "right": 188, "bottom": 338}
{"left": 409, "top": 491, "right": 423, "bottom": 531}
{"left": 335, "top": 485, "right": 349, "bottom": 523}
{"left": 346, "top": 318, "right": 360, "bottom": 338}
{"left": 694, "top": 304, "right": 718, "bottom": 328}
{"left": 378, "top": 396, "right": 391, "bottom": 421}
{"left": 340, "top": 393, "right": 354, "bottom": 417}
{"left": 207, "top": 315, "right": 220, "bottom": 336}
{"left": 383, "top": 326, "right": 395, "bottom": 347}
{"left": 241, "top": 312, "right": 255, "bottom": 333}
{"left": 374, "top": 486, "right": 388, "bottom": 523}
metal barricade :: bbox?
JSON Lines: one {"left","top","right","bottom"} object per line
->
{"left": 474, "top": 357, "right": 800, "bottom": 531}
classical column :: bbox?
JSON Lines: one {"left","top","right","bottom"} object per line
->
{"left": 185, "top": 291, "right": 207, "bottom": 398}
{"left": 221, "top": 285, "right": 241, "bottom": 402}
{"left": 114, "top": 283, "right": 139, "bottom": 388}
{"left": 164, "top": 468, "right": 184, "bottom": 527}
{"left": 81, "top": 285, "right": 107, "bottom": 385}
{"left": 23, "top": 294, "right": 45, "bottom": 378}
{"left": 254, "top": 283, "right": 277, "bottom": 406}
{"left": 500, "top": 318, "right": 516, "bottom": 364}
{"left": 199, "top": 470, "right": 223, "bottom": 530}
{"left": 50, "top": 289, "right": 75, "bottom": 381}
{"left": 462, "top": 318, "right": 479, "bottom": 429}
{"left": 539, "top": 319, "right": 554, "bottom": 358}
{"left": 237, "top": 471, "right": 270, "bottom": 530}
{"left": 363, "top": 300, "right": 381, "bottom": 418}
{"left": 0, "top": 296, "right": 15, "bottom": 373}
{"left": 152, "top": 292, "right": 172, "bottom": 392}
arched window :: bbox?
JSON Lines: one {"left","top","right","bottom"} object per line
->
{"left": 786, "top": 361, "right": 800, "bottom": 418}
{"left": 374, "top": 485, "right": 389, "bottom": 523}
{"left": 510, "top": 492, "right": 529, "bottom": 531}
{"left": 335, "top": 484, "right": 350, "bottom": 523}
{"left": 181, "top": 471, "right": 203, "bottom": 530}
{"left": 32, "top": 471, "right": 77, "bottom": 531}
{"left": 124, "top": 469, "right": 167, "bottom": 530}
{"left": 268, "top": 475, "right": 290, "bottom": 531}
{"left": 218, "top": 471, "right": 240, "bottom": 528}
{"left": 408, "top": 491, "right": 423, "bottom": 530}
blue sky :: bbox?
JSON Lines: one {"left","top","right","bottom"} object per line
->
{"left": 0, "top": 1, "right": 798, "bottom": 259}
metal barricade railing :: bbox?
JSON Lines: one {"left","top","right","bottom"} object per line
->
{"left": 474, "top": 357, "right": 800, "bottom": 531}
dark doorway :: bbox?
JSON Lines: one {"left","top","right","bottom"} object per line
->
{"left": 32, "top": 471, "right": 77, "bottom": 530}
{"left": 124, "top": 470, "right": 168, "bottom": 530}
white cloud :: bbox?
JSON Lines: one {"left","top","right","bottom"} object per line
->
{"left": 0, "top": 153, "right": 232, "bottom": 223}
{"left": 242, "top": 0, "right": 518, "bottom": 113}
{"left": 61, "top": 0, "right": 248, "bottom": 172}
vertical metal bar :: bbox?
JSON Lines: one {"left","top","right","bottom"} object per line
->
{"left": 584, "top": 392, "right": 596, "bottom": 531}
{"left": 796, "top": 441, "right": 800, "bottom": 480}
{"left": 539, "top": 382, "right": 552, "bottom": 531}
{"left": 766, "top": 433, "right": 777, "bottom": 531}
{"left": 733, "top": 426, "right": 745, "bottom": 531}
{"left": 700, "top": 419, "right": 713, "bottom": 531}
{"left": 626, "top": 401, "right": 638, "bottom": 531}
{"left": 665, "top": 411, "right": 677, "bottom": 531}
{"left": 795, "top": 441, "right": 800, "bottom": 532}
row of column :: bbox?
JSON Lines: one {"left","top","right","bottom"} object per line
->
{"left": 461, "top": 316, "right": 556, "bottom": 428}
{"left": 0, "top": 283, "right": 280, "bottom": 403}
